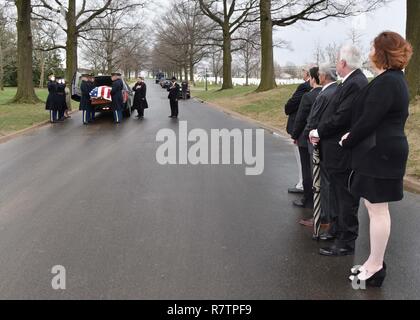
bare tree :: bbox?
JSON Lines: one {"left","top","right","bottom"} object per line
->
{"left": 236, "top": 25, "right": 261, "bottom": 85}
{"left": 258, "top": 0, "right": 390, "bottom": 92}
{"left": 198, "top": 0, "right": 259, "bottom": 89}
{"left": 32, "top": 0, "right": 146, "bottom": 82}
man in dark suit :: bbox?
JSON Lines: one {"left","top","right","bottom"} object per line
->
{"left": 310, "top": 45, "right": 369, "bottom": 256}
{"left": 168, "top": 77, "right": 180, "bottom": 119}
{"left": 285, "top": 68, "right": 311, "bottom": 194}
{"left": 301, "top": 65, "right": 338, "bottom": 230}
{"left": 291, "top": 67, "right": 323, "bottom": 209}
{"left": 111, "top": 72, "right": 124, "bottom": 124}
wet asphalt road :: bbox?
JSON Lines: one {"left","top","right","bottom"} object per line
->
{"left": 0, "top": 81, "right": 419, "bottom": 300}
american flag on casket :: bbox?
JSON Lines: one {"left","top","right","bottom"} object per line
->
{"left": 90, "top": 86, "right": 112, "bottom": 101}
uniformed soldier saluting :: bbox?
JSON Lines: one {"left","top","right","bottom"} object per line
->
{"left": 111, "top": 72, "right": 124, "bottom": 124}
{"left": 168, "top": 77, "right": 180, "bottom": 119}
{"left": 79, "top": 74, "right": 94, "bottom": 125}
{"left": 46, "top": 74, "right": 59, "bottom": 123}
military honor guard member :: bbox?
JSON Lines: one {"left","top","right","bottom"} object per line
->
{"left": 46, "top": 74, "right": 61, "bottom": 123}
{"left": 56, "top": 77, "right": 67, "bottom": 122}
{"left": 79, "top": 74, "right": 94, "bottom": 125}
{"left": 132, "top": 77, "right": 148, "bottom": 120}
{"left": 88, "top": 74, "right": 96, "bottom": 122}
{"left": 168, "top": 77, "right": 180, "bottom": 119}
{"left": 111, "top": 72, "right": 124, "bottom": 124}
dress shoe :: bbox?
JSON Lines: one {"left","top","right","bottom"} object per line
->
{"left": 299, "top": 218, "right": 313, "bottom": 227}
{"left": 349, "top": 268, "right": 386, "bottom": 287}
{"left": 351, "top": 262, "right": 386, "bottom": 275}
{"left": 319, "top": 232, "right": 336, "bottom": 241}
{"left": 319, "top": 245, "right": 354, "bottom": 256}
{"left": 288, "top": 187, "right": 304, "bottom": 194}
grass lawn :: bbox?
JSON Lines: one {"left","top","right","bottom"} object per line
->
{"left": 193, "top": 85, "right": 420, "bottom": 181}
{"left": 192, "top": 84, "right": 298, "bottom": 131}
{"left": 0, "top": 87, "right": 50, "bottom": 137}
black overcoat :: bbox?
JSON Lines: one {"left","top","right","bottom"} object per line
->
{"left": 342, "top": 69, "right": 410, "bottom": 179}
{"left": 45, "top": 81, "right": 58, "bottom": 111}
{"left": 132, "top": 82, "right": 148, "bottom": 110}
{"left": 284, "top": 81, "right": 311, "bottom": 135}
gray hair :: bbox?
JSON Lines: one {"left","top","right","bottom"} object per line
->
{"left": 339, "top": 44, "right": 363, "bottom": 70}
{"left": 319, "top": 63, "right": 337, "bottom": 81}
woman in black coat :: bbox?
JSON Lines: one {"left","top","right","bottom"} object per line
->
{"left": 341, "top": 31, "right": 413, "bottom": 287}
{"left": 46, "top": 75, "right": 59, "bottom": 123}
{"left": 132, "top": 77, "right": 148, "bottom": 119}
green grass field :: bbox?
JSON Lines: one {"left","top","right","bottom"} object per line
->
{"left": 0, "top": 87, "right": 50, "bottom": 136}
{"left": 193, "top": 84, "right": 420, "bottom": 180}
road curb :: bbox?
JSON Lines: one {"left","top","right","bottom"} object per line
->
{"left": 0, "top": 110, "right": 79, "bottom": 145}
{"left": 195, "top": 97, "right": 420, "bottom": 195}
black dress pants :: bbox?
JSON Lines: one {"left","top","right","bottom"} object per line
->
{"left": 329, "top": 169, "right": 360, "bottom": 249}
{"left": 170, "top": 99, "right": 179, "bottom": 117}
{"left": 298, "top": 146, "right": 313, "bottom": 204}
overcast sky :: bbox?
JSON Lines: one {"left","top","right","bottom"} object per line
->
{"left": 273, "top": 0, "right": 406, "bottom": 66}
{"left": 146, "top": 0, "right": 406, "bottom": 67}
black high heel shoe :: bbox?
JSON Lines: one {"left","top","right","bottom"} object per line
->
{"left": 350, "top": 262, "right": 386, "bottom": 275}
{"left": 349, "top": 268, "right": 387, "bottom": 288}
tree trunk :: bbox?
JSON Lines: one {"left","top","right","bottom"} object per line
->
{"left": 13, "top": 0, "right": 39, "bottom": 103}
{"left": 39, "top": 51, "right": 45, "bottom": 88}
{"left": 406, "top": 0, "right": 420, "bottom": 100}
{"left": 0, "top": 38, "right": 3, "bottom": 91}
{"left": 222, "top": 26, "right": 233, "bottom": 89}
{"left": 257, "top": 0, "right": 276, "bottom": 92}
{"left": 66, "top": 0, "right": 78, "bottom": 84}
{"left": 184, "top": 66, "right": 189, "bottom": 82}
{"left": 189, "top": 61, "right": 194, "bottom": 85}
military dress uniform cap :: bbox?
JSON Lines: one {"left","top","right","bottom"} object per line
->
{"left": 81, "top": 73, "right": 90, "bottom": 77}
{"left": 111, "top": 72, "right": 122, "bottom": 76}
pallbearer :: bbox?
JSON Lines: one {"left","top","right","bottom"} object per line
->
{"left": 88, "top": 74, "right": 96, "bottom": 122}
{"left": 56, "top": 77, "right": 67, "bottom": 121}
{"left": 46, "top": 74, "right": 59, "bottom": 123}
{"left": 111, "top": 72, "right": 124, "bottom": 124}
{"left": 79, "top": 74, "right": 94, "bottom": 125}
{"left": 132, "top": 77, "right": 148, "bottom": 120}
{"left": 168, "top": 77, "right": 180, "bottom": 119}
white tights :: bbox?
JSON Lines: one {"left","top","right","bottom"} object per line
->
{"left": 357, "top": 200, "right": 391, "bottom": 280}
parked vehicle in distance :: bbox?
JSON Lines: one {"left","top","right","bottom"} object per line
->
{"left": 71, "top": 72, "right": 134, "bottom": 117}
{"left": 155, "top": 72, "right": 165, "bottom": 84}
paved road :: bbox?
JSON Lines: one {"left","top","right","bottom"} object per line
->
{"left": 0, "top": 81, "right": 419, "bottom": 300}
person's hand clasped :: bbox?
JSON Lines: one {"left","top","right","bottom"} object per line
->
{"left": 309, "top": 129, "right": 320, "bottom": 146}
{"left": 339, "top": 132, "right": 350, "bottom": 147}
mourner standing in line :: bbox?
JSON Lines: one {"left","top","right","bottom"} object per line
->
{"left": 342, "top": 32, "right": 413, "bottom": 287}
{"left": 291, "top": 67, "right": 323, "bottom": 210}
{"left": 88, "top": 74, "right": 96, "bottom": 122}
{"left": 300, "top": 65, "right": 338, "bottom": 230}
{"left": 111, "top": 72, "right": 124, "bottom": 124}
{"left": 285, "top": 68, "right": 311, "bottom": 195}
{"left": 181, "top": 80, "right": 188, "bottom": 100}
{"left": 56, "top": 77, "right": 67, "bottom": 122}
{"left": 311, "top": 45, "right": 369, "bottom": 257}
{"left": 168, "top": 77, "right": 180, "bottom": 119}
{"left": 79, "top": 74, "right": 94, "bottom": 125}
{"left": 132, "top": 77, "right": 148, "bottom": 120}
{"left": 46, "top": 74, "right": 59, "bottom": 123}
